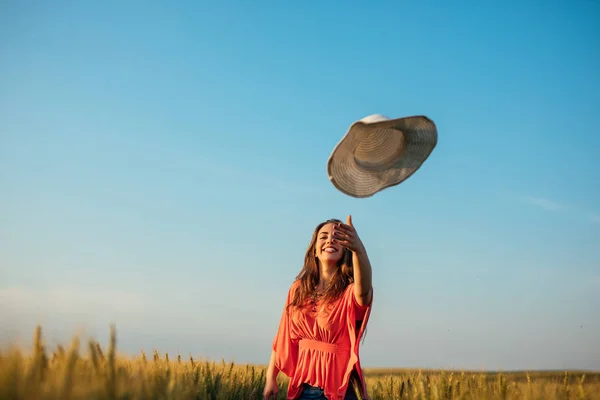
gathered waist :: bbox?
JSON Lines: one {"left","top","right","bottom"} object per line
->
{"left": 299, "top": 338, "right": 351, "bottom": 354}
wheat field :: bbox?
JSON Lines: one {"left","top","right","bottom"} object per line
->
{"left": 1, "top": 326, "right": 598, "bottom": 400}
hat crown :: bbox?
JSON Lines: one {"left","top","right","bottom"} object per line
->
{"left": 359, "top": 114, "right": 390, "bottom": 124}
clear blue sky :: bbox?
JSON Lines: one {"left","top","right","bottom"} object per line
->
{"left": 1, "top": 1, "right": 599, "bottom": 371}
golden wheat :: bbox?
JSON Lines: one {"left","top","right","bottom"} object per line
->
{"left": 0, "top": 326, "right": 598, "bottom": 399}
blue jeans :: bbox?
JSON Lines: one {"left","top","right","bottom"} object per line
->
{"left": 298, "top": 382, "right": 361, "bottom": 400}
{"left": 298, "top": 384, "right": 327, "bottom": 400}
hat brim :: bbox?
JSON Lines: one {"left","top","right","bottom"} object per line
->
{"left": 326, "top": 115, "right": 438, "bottom": 198}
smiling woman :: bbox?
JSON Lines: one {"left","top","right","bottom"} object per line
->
{"left": 263, "top": 216, "right": 374, "bottom": 400}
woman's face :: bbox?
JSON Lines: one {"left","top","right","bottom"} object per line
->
{"left": 315, "top": 222, "right": 344, "bottom": 265}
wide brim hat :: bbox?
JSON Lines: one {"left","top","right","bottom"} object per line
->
{"left": 326, "top": 114, "right": 438, "bottom": 198}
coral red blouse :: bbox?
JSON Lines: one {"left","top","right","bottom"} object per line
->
{"left": 272, "top": 280, "right": 373, "bottom": 400}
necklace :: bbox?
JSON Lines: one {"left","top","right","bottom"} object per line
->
{"left": 310, "top": 285, "right": 327, "bottom": 313}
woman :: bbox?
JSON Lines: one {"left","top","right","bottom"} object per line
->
{"left": 263, "top": 216, "right": 374, "bottom": 400}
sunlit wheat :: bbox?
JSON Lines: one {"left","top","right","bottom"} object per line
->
{"left": 0, "top": 326, "right": 598, "bottom": 399}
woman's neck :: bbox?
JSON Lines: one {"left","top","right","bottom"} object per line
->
{"left": 317, "top": 261, "right": 337, "bottom": 290}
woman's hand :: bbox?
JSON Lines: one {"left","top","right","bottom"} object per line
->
{"left": 335, "top": 215, "right": 373, "bottom": 306}
{"left": 263, "top": 377, "right": 279, "bottom": 400}
{"left": 333, "top": 215, "right": 366, "bottom": 255}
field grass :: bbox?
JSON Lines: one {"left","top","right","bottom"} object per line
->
{"left": 1, "top": 326, "right": 598, "bottom": 399}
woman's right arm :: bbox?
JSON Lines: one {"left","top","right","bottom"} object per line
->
{"left": 266, "top": 349, "right": 280, "bottom": 380}
{"left": 263, "top": 350, "right": 280, "bottom": 399}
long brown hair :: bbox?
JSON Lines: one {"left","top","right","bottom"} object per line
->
{"left": 288, "top": 218, "right": 354, "bottom": 310}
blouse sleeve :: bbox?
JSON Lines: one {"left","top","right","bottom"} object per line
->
{"left": 349, "top": 283, "right": 372, "bottom": 322}
{"left": 271, "top": 281, "right": 299, "bottom": 378}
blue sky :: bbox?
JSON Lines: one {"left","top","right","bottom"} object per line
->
{"left": 1, "top": 1, "right": 599, "bottom": 371}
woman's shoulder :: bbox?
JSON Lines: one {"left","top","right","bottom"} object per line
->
{"left": 288, "top": 279, "right": 302, "bottom": 295}
{"left": 344, "top": 281, "right": 356, "bottom": 292}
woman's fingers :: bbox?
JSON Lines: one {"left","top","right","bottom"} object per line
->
{"left": 335, "top": 222, "right": 355, "bottom": 234}
{"left": 333, "top": 229, "right": 349, "bottom": 239}
{"left": 334, "top": 233, "right": 353, "bottom": 247}
{"left": 334, "top": 232, "right": 355, "bottom": 247}
{"left": 333, "top": 223, "right": 361, "bottom": 252}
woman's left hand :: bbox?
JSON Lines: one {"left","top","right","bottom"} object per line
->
{"left": 332, "top": 215, "right": 366, "bottom": 254}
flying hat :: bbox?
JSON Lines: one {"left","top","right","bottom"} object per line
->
{"left": 326, "top": 114, "right": 438, "bottom": 198}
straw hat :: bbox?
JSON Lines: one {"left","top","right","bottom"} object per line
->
{"left": 326, "top": 114, "right": 438, "bottom": 198}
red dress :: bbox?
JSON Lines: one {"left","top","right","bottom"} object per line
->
{"left": 272, "top": 280, "right": 373, "bottom": 400}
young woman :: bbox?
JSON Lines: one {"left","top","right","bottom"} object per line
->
{"left": 263, "top": 216, "right": 374, "bottom": 400}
